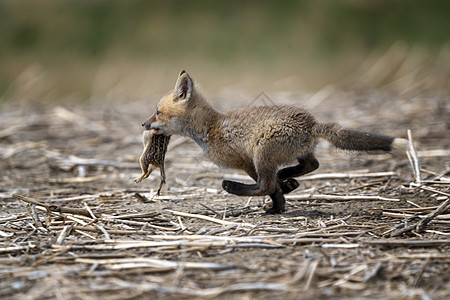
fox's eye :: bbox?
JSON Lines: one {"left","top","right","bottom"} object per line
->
{"left": 156, "top": 110, "right": 161, "bottom": 115}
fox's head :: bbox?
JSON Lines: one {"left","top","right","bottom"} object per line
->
{"left": 142, "top": 70, "right": 195, "bottom": 135}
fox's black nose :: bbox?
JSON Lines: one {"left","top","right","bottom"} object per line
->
{"left": 141, "top": 123, "right": 145, "bottom": 127}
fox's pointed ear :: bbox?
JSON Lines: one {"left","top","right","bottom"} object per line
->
{"left": 174, "top": 70, "right": 193, "bottom": 101}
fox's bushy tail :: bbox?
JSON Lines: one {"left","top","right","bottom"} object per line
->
{"left": 312, "top": 123, "right": 408, "bottom": 152}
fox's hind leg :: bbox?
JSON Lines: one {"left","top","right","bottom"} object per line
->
{"left": 278, "top": 153, "right": 319, "bottom": 179}
{"left": 266, "top": 188, "right": 286, "bottom": 214}
{"left": 278, "top": 178, "right": 300, "bottom": 194}
{"left": 277, "top": 153, "right": 319, "bottom": 194}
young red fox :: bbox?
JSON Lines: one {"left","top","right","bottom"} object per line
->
{"left": 142, "top": 70, "right": 408, "bottom": 214}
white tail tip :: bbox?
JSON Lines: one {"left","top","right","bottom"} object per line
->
{"left": 392, "top": 138, "right": 409, "bottom": 152}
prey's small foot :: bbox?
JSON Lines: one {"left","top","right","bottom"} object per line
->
{"left": 156, "top": 184, "right": 164, "bottom": 196}
{"left": 134, "top": 176, "right": 144, "bottom": 183}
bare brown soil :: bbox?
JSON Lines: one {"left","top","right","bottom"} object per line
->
{"left": 1, "top": 89, "right": 449, "bottom": 299}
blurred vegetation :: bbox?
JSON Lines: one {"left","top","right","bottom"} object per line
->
{"left": 0, "top": 0, "right": 449, "bottom": 103}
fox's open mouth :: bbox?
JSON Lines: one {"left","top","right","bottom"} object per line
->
{"left": 151, "top": 127, "right": 160, "bottom": 134}
{"left": 143, "top": 127, "right": 160, "bottom": 134}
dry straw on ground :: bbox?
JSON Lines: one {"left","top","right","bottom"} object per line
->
{"left": 0, "top": 88, "right": 449, "bottom": 299}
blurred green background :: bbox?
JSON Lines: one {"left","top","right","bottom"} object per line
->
{"left": 1, "top": 0, "right": 449, "bottom": 103}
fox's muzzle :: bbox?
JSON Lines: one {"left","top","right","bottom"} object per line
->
{"left": 142, "top": 113, "right": 157, "bottom": 130}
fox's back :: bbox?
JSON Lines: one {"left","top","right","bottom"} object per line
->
{"left": 208, "top": 105, "right": 318, "bottom": 168}
{"left": 224, "top": 105, "right": 314, "bottom": 134}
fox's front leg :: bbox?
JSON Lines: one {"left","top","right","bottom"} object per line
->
{"left": 222, "top": 178, "right": 286, "bottom": 214}
{"left": 222, "top": 149, "right": 276, "bottom": 195}
{"left": 221, "top": 180, "right": 264, "bottom": 196}
{"left": 221, "top": 149, "right": 289, "bottom": 196}
{"left": 221, "top": 158, "right": 286, "bottom": 213}
{"left": 221, "top": 162, "right": 277, "bottom": 197}
{"left": 221, "top": 151, "right": 289, "bottom": 214}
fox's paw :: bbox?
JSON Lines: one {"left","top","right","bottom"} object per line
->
{"left": 222, "top": 180, "right": 252, "bottom": 195}
{"left": 265, "top": 206, "right": 286, "bottom": 214}
{"left": 279, "top": 178, "right": 299, "bottom": 194}
{"left": 222, "top": 180, "right": 237, "bottom": 194}
{"left": 134, "top": 176, "right": 143, "bottom": 184}
{"left": 263, "top": 200, "right": 286, "bottom": 214}
{"left": 222, "top": 180, "right": 259, "bottom": 195}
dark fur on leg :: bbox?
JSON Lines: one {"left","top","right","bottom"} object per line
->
{"left": 277, "top": 153, "right": 319, "bottom": 180}
{"left": 265, "top": 188, "right": 286, "bottom": 214}
{"left": 222, "top": 155, "right": 318, "bottom": 213}
{"left": 222, "top": 180, "right": 260, "bottom": 196}
{"left": 222, "top": 164, "right": 277, "bottom": 196}
{"left": 279, "top": 178, "right": 299, "bottom": 194}
{"left": 276, "top": 154, "right": 319, "bottom": 195}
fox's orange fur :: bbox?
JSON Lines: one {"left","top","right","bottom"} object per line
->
{"left": 142, "top": 70, "right": 408, "bottom": 214}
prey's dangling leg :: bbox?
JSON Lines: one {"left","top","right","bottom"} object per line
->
{"left": 157, "top": 164, "right": 166, "bottom": 195}
{"left": 134, "top": 131, "right": 154, "bottom": 183}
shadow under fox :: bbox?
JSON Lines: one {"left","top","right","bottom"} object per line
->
{"left": 142, "top": 70, "right": 407, "bottom": 214}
